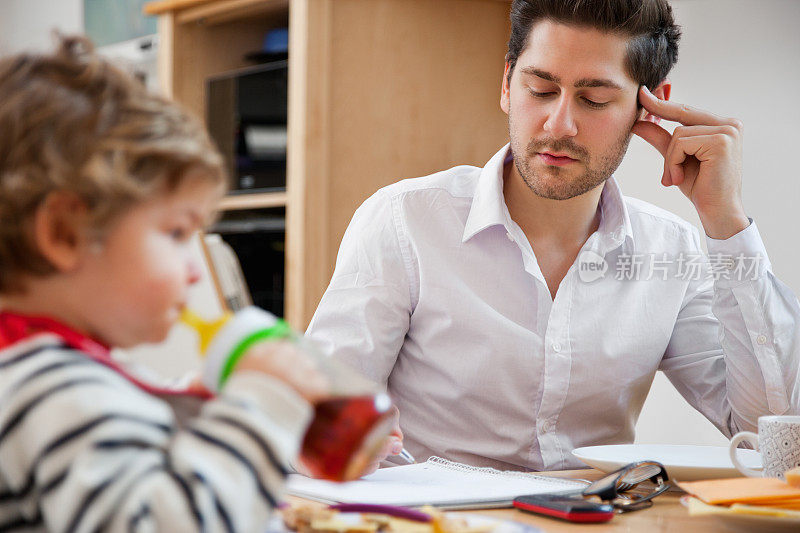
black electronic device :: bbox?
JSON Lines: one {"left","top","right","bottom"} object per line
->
{"left": 207, "top": 61, "right": 288, "bottom": 193}
{"left": 513, "top": 494, "right": 615, "bottom": 523}
{"left": 210, "top": 208, "right": 285, "bottom": 317}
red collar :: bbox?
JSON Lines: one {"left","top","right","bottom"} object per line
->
{"left": 0, "top": 310, "right": 111, "bottom": 358}
{"left": 0, "top": 310, "right": 213, "bottom": 400}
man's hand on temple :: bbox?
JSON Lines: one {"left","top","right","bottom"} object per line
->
{"left": 632, "top": 85, "right": 750, "bottom": 239}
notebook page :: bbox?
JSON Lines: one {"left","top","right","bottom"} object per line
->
{"left": 287, "top": 457, "right": 587, "bottom": 509}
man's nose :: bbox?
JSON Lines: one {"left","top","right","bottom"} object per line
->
{"left": 543, "top": 95, "right": 578, "bottom": 139}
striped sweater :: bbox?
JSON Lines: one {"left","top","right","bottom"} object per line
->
{"left": 0, "top": 333, "right": 312, "bottom": 532}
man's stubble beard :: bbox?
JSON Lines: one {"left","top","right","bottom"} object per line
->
{"left": 509, "top": 110, "right": 635, "bottom": 201}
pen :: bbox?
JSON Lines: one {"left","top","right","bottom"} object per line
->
{"left": 396, "top": 448, "right": 416, "bottom": 464}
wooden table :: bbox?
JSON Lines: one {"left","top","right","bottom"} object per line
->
{"left": 468, "top": 469, "right": 723, "bottom": 532}
{"left": 289, "top": 468, "right": 728, "bottom": 532}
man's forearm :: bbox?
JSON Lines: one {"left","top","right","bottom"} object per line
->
{"left": 708, "top": 222, "right": 800, "bottom": 422}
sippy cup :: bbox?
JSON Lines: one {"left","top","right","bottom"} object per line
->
{"left": 181, "top": 306, "right": 395, "bottom": 481}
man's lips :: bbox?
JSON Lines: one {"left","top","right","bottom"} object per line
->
{"left": 538, "top": 152, "right": 578, "bottom": 166}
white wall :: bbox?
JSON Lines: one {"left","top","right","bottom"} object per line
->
{"left": 627, "top": 0, "right": 800, "bottom": 446}
{"left": 0, "top": 0, "right": 83, "bottom": 55}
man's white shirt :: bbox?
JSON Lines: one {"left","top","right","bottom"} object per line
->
{"left": 307, "top": 144, "right": 800, "bottom": 471}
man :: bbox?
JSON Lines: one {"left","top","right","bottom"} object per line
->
{"left": 307, "top": 0, "right": 800, "bottom": 471}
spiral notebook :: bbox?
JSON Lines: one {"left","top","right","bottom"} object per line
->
{"left": 286, "top": 457, "right": 588, "bottom": 510}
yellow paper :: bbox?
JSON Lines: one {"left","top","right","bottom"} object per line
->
{"left": 677, "top": 477, "right": 800, "bottom": 505}
{"left": 686, "top": 497, "right": 800, "bottom": 519}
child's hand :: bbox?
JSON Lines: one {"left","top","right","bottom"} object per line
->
{"left": 360, "top": 406, "right": 404, "bottom": 475}
{"left": 234, "top": 340, "right": 330, "bottom": 403}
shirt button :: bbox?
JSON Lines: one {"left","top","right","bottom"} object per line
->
{"left": 506, "top": 232, "right": 515, "bottom": 242}
{"left": 756, "top": 335, "right": 768, "bottom": 345}
{"left": 613, "top": 229, "right": 624, "bottom": 241}
{"left": 552, "top": 342, "right": 562, "bottom": 352}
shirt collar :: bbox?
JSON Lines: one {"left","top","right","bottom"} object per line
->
{"left": 0, "top": 310, "right": 213, "bottom": 400}
{"left": 596, "top": 175, "right": 635, "bottom": 251}
{"left": 462, "top": 144, "right": 634, "bottom": 249}
{"left": 0, "top": 310, "right": 111, "bottom": 357}
{"left": 462, "top": 144, "right": 515, "bottom": 243}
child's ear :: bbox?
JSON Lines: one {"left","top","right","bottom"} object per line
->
{"left": 33, "top": 191, "right": 92, "bottom": 272}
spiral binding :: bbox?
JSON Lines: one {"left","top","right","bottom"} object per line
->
{"left": 427, "top": 456, "right": 587, "bottom": 489}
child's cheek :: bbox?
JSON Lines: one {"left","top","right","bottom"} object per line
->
{"left": 137, "top": 237, "right": 187, "bottom": 311}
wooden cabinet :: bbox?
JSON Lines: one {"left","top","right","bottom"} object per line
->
{"left": 145, "top": 0, "right": 511, "bottom": 328}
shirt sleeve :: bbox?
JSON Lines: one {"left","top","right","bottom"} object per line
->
{"left": 660, "top": 220, "right": 800, "bottom": 437}
{"left": 0, "top": 345, "right": 312, "bottom": 532}
{"left": 306, "top": 190, "right": 414, "bottom": 387}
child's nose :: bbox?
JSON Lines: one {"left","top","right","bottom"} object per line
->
{"left": 186, "top": 259, "right": 202, "bottom": 285}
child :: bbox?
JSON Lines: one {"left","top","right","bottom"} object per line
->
{"left": 0, "top": 36, "right": 329, "bottom": 531}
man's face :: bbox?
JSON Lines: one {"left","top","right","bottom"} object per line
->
{"left": 501, "top": 20, "right": 642, "bottom": 200}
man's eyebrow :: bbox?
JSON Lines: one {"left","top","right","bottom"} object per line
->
{"left": 574, "top": 77, "right": 623, "bottom": 90}
{"left": 519, "top": 66, "right": 623, "bottom": 91}
{"left": 520, "top": 66, "right": 561, "bottom": 84}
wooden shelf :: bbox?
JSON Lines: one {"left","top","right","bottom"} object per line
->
{"left": 145, "top": 0, "right": 215, "bottom": 16}
{"left": 149, "top": 0, "right": 512, "bottom": 328}
{"left": 146, "top": 0, "right": 288, "bottom": 26}
{"left": 178, "top": 0, "right": 288, "bottom": 26}
{"left": 218, "top": 191, "right": 287, "bottom": 211}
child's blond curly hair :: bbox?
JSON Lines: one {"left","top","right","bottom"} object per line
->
{"left": 0, "top": 35, "right": 226, "bottom": 293}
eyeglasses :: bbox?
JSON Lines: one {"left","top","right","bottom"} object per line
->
{"left": 582, "top": 461, "right": 670, "bottom": 512}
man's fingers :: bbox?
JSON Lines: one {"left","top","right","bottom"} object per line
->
{"left": 667, "top": 159, "right": 684, "bottom": 186}
{"left": 666, "top": 134, "right": 717, "bottom": 186}
{"left": 662, "top": 160, "right": 672, "bottom": 187}
{"left": 632, "top": 119, "right": 672, "bottom": 158}
{"left": 672, "top": 124, "right": 735, "bottom": 138}
{"left": 638, "top": 86, "right": 734, "bottom": 127}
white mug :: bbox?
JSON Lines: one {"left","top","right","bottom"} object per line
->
{"left": 729, "top": 416, "right": 800, "bottom": 479}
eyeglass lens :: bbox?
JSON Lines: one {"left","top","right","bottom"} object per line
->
{"left": 583, "top": 461, "right": 669, "bottom": 512}
{"left": 619, "top": 463, "right": 663, "bottom": 487}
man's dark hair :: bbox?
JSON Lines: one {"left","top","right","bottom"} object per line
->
{"left": 506, "top": 0, "right": 681, "bottom": 90}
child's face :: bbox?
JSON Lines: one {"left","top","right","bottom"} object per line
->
{"left": 79, "top": 176, "right": 223, "bottom": 347}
